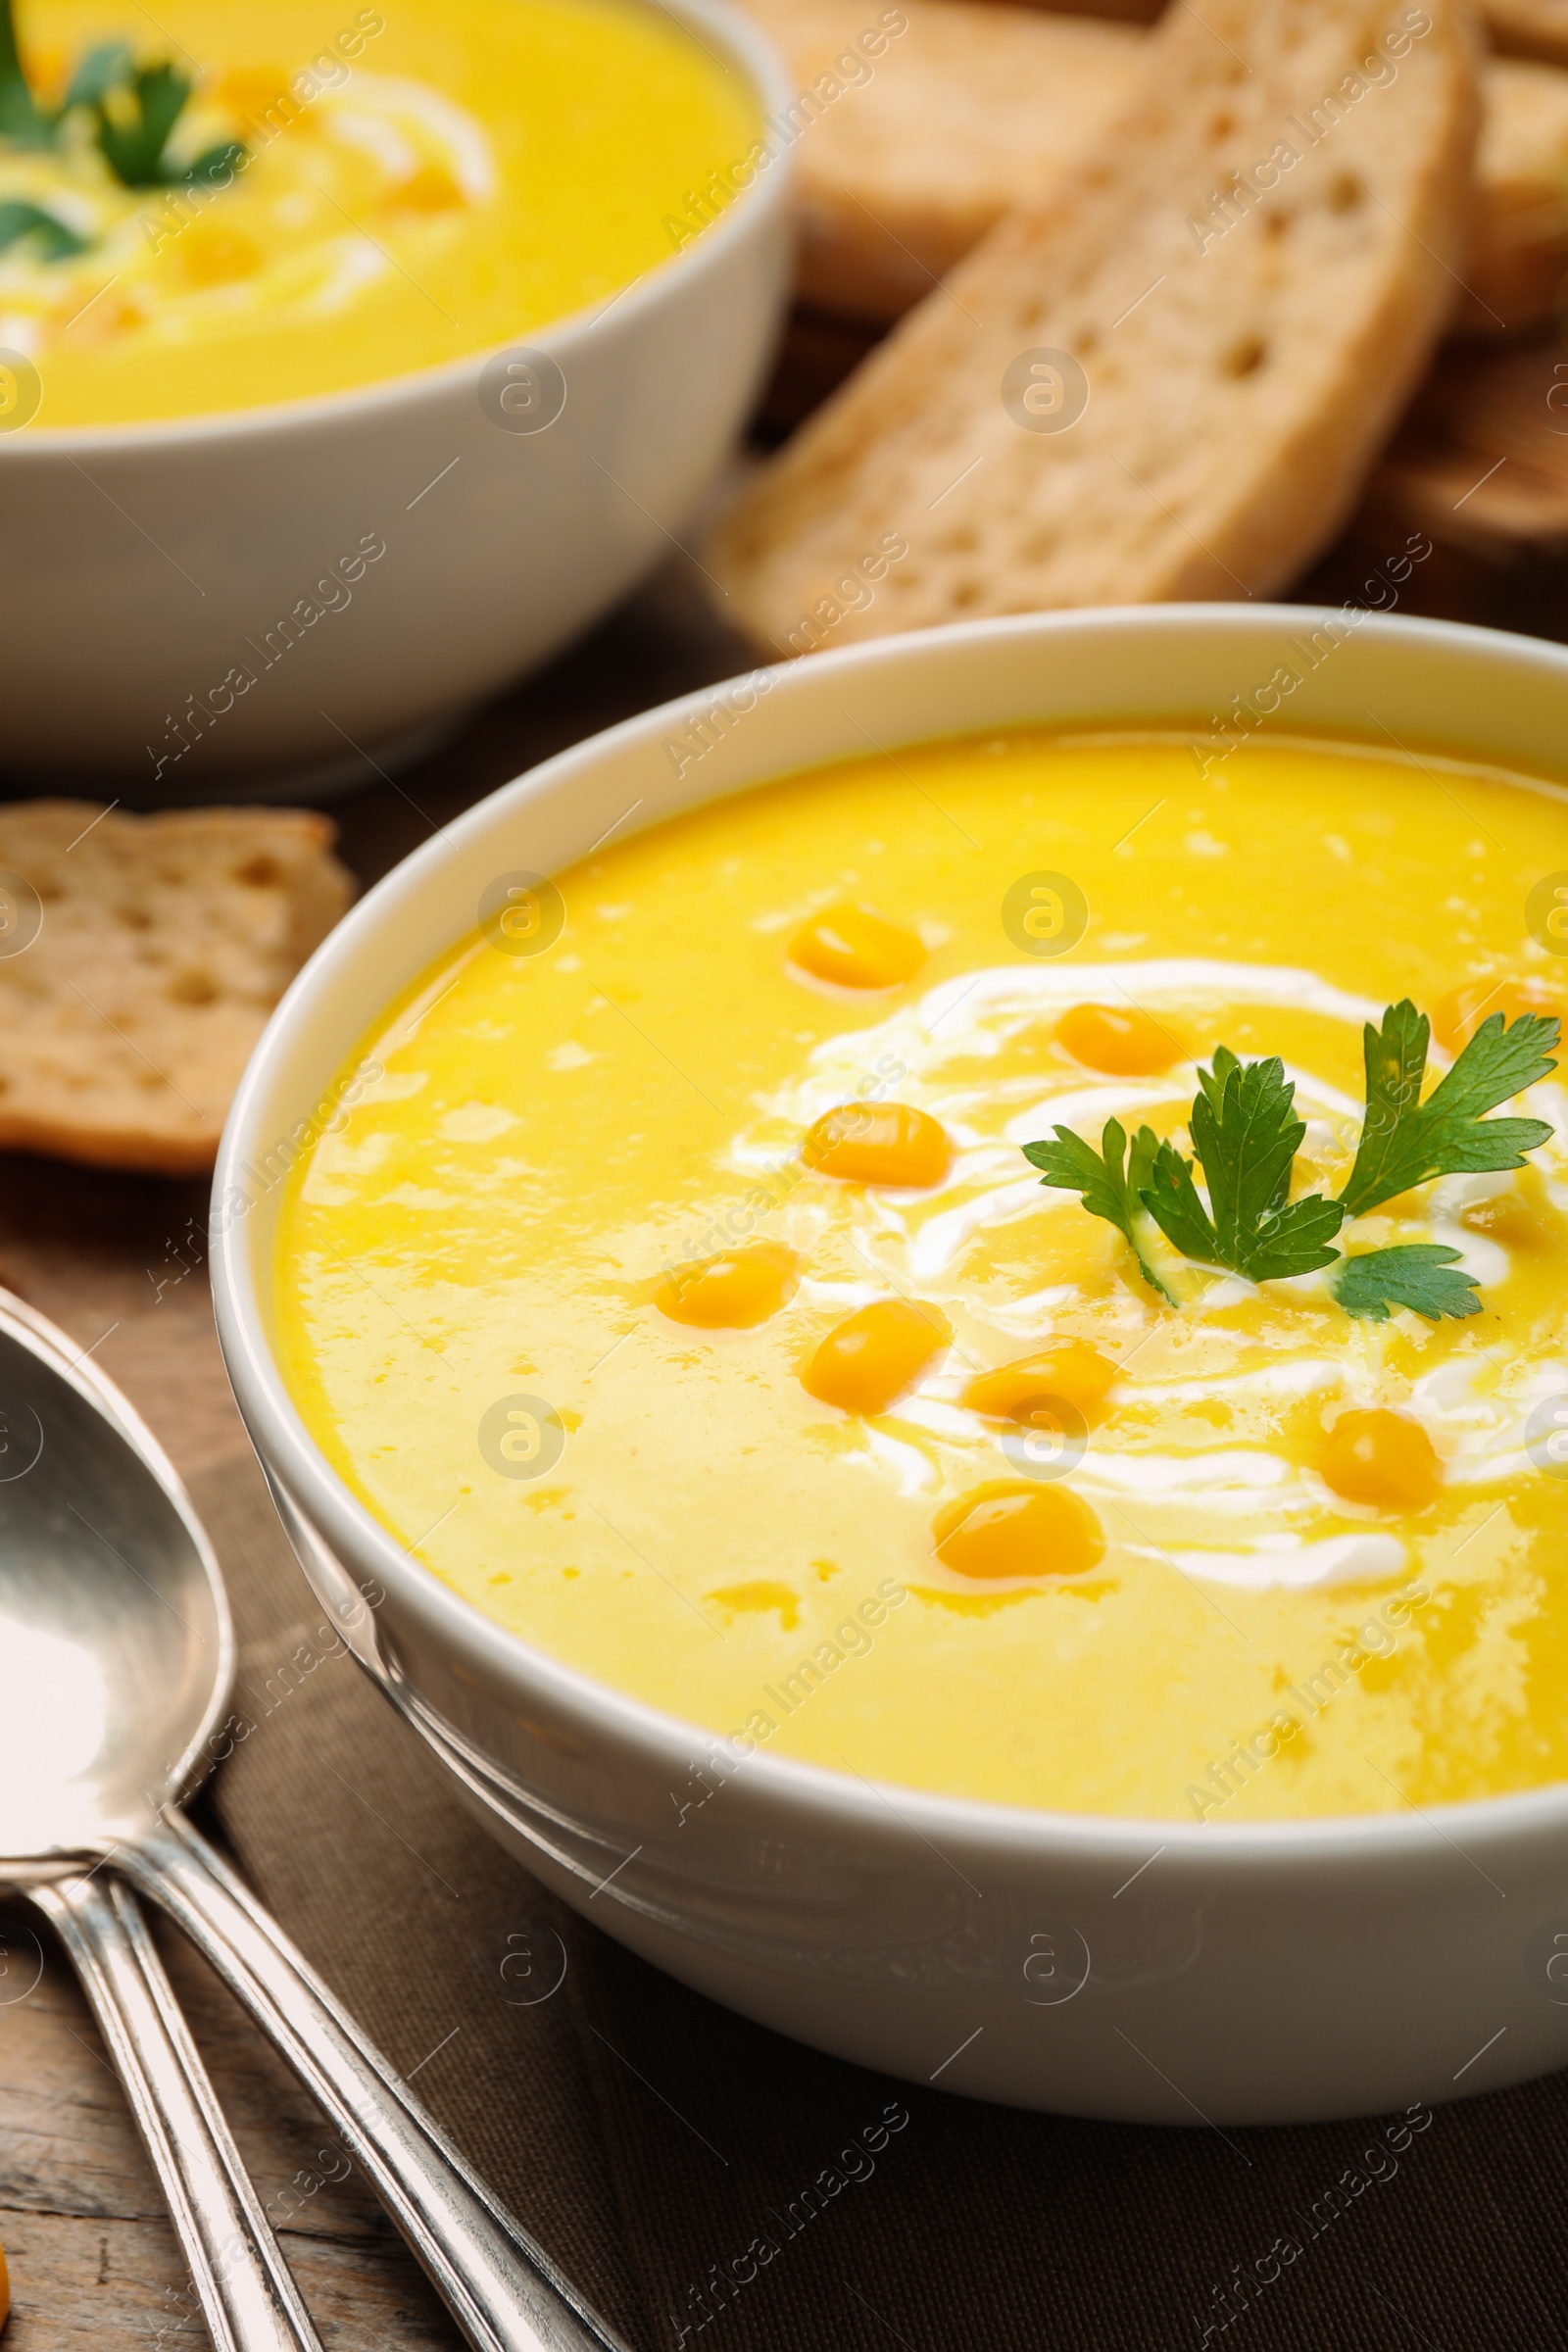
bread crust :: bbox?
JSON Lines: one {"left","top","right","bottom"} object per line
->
{"left": 711, "top": 0, "right": 1482, "bottom": 650}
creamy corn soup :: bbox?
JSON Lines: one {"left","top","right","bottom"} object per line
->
{"left": 0, "top": 0, "right": 755, "bottom": 423}
{"left": 275, "top": 731, "right": 1568, "bottom": 1821}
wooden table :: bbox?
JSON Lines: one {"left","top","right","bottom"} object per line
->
{"left": 3, "top": 320, "right": 1568, "bottom": 2343}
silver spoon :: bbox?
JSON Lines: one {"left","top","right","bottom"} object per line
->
{"left": 0, "top": 1293, "right": 322, "bottom": 2352}
{"left": 26, "top": 1870, "right": 325, "bottom": 2352}
{"left": 0, "top": 1283, "right": 624, "bottom": 2352}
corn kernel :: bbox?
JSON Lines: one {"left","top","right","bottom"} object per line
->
{"left": 1433, "top": 976, "right": 1562, "bottom": 1054}
{"left": 389, "top": 164, "right": 466, "bottom": 214}
{"left": 1056, "top": 1002, "right": 1183, "bottom": 1076}
{"left": 62, "top": 291, "right": 143, "bottom": 346}
{"left": 656, "top": 1243, "right": 799, "bottom": 1328}
{"left": 963, "top": 1341, "right": 1119, "bottom": 1426}
{"left": 24, "top": 46, "right": 65, "bottom": 98}
{"left": 803, "top": 1102, "right": 952, "bottom": 1188}
{"left": 215, "top": 67, "right": 291, "bottom": 121}
{"left": 179, "top": 224, "right": 263, "bottom": 289}
{"left": 933, "top": 1481, "right": 1104, "bottom": 1580}
{"left": 790, "top": 903, "right": 924, "bottom": 990}
{"left": 802, "top": 1299, "right": 952, "bottom": 1415}
{"left": 1320, "top": 1409, "right": 1443, "bottom": 1510}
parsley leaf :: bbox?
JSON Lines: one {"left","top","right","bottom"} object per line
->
{"left": 179, "top": 138, "right": 247, "bottom": 192}
{"left": 1023, "top": 1116, "right": 1178, "bottom": 1304}
{"left": 1140, "top": 1136, "right": 1220, "bottom": 1265}
{"left": 0, "top": 0, "right": 49, "bottom": 145}
{"left": 0, "top": 4, "right": 114, "bottom": 146}
{"left": 60, "top": 39, "right": 133, "bottom": 112}
{"left": 0, "top": 3, "right": 242, "bottom": 195}
{"left": 1142, "top": 1049, "right": 1346, "bottom": 1281}
{"left": 92, "top": 60, "right": 195, "bottom": 186}
{"left": 1338, "top": 1001, "right": 1559, "bottom": 1217}
{"left": 1332, "top": 1244, "right": 1482, "bottom": 1324}
{"left": 0, "top": 197, "right": 89, "bottom": 261}
{"left": 90, "top": 63, "right": 247, "bottom": 189}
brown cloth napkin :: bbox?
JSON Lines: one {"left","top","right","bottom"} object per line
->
{"left": 193, "top": 1449, "right": 1568, "bottom": 2352}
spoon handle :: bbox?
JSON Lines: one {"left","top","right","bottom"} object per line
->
{"left": 123, "top": 1813, "right": 626, "bottom": 2352}
{"left": 28, "top": 1874, "right": 324, "bottom": 2352}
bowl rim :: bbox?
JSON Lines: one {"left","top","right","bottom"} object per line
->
{"left": 0, "top": 0, "right": 793, "bottom": 458}
{"left": 214, "top": 601, "right": 1568, "bottom": 1871}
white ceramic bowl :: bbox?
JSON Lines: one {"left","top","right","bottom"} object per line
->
{"left": 0, "top": 0, "right": 790, "bottom": 800}
{"left": 213, "top": 607, "right": 1568, "bottom": 2125}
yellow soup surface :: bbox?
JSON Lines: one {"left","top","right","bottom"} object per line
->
{"left": 275, "top": 730, "right": 1568, "bottom": 1822}
{"left": 3, "top": 0, "right": 756, "bottom": 423}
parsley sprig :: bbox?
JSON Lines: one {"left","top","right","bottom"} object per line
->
{"left": 1024, "top": 999, "right": 1560, "bottom": 1322}
{"left": 0, "top": 0, "right": 244, "bottom": 252}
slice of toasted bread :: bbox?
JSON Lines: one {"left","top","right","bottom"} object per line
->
{"left": 740, "top": 0, "right": 1142, "bottom": 319}
{"left": 743, "top": 0, "right": 1553, "bottom": 333}
{"left": 1461, "top": 56, "right": 1568, "bottom": 328}
{"left": 710, "top": 0, "right": 1480, "bottom": 649}
{"left": 0, "top": 804, "right": 351, "bottom": 1176}
{"left": 938, "top": 0, "right": 1564, "bottom": 58}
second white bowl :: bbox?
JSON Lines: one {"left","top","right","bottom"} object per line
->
{"left": 0, "top": 0, "right": 790, "bottom": 799}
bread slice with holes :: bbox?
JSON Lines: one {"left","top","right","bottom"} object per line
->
{"left": 709, "top": 0, "right": 1480, "bottom": 645}
{"left": 0, "top": 804, "right": 351, "bottom": 1176}
{"left": 939, "top": 0, "right": 1551, "bottom": 57}
{"left": 736, "top": 0, "right": 1143, "bottom": 319}
{"left": 741, "top": 0, "right": 1561, "bottom": 335}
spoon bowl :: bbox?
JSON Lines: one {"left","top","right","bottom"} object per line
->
{"left": 0, "top": 1294, "right": 230, "bottom": 1862}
